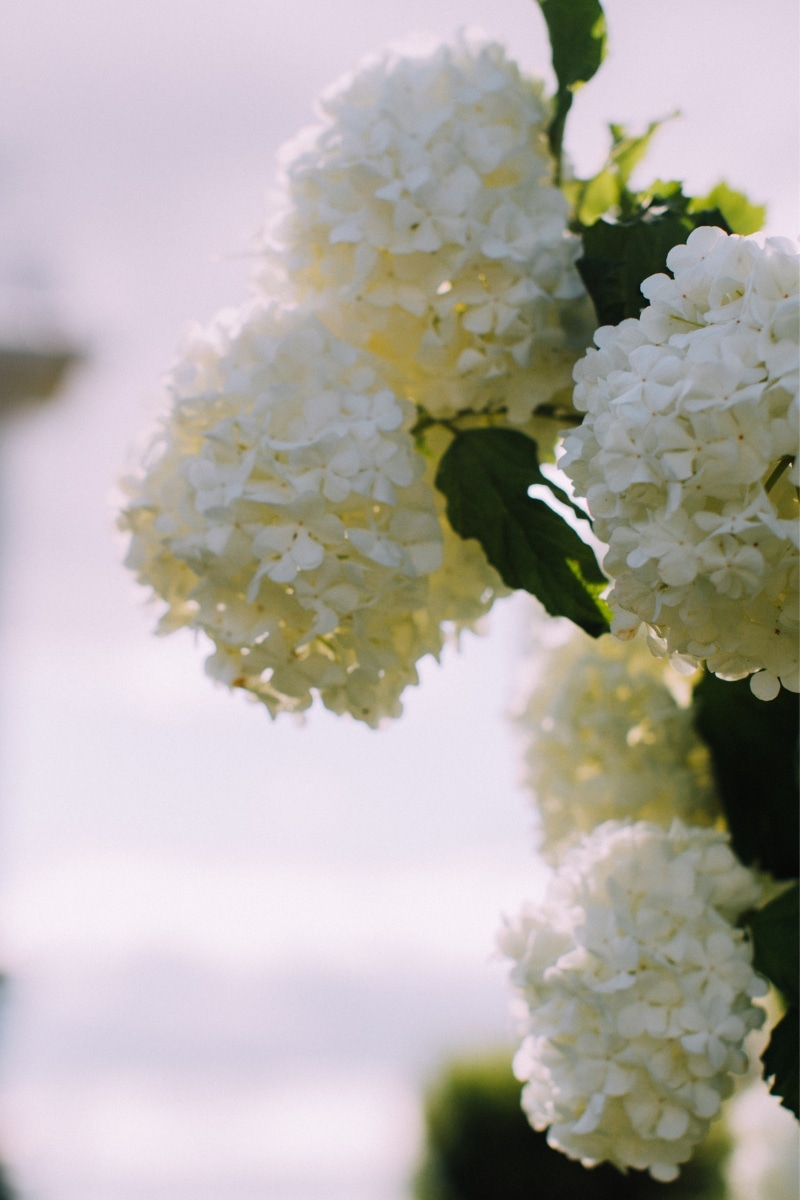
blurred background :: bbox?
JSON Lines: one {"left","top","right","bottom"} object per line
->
{"left": 0, "top": 1, "right": 797, "bottom": 1196}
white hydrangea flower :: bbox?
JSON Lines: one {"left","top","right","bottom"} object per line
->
{"left": 499, "top": 820, "right": 767, "bottom": 1182}
{"left": 559, "top": 227, "right": 800, "bottom": 699}
{"left": 515, "top": 627, "right": 718, "bottom": 862}
{"left": 120, "top": 300, "right": 466, "bottom": 726}
{"left": 263, "top": 32, "right": 593, "bottom": 428}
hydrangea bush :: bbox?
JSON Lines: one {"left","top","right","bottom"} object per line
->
{"left": 560, "top": 227, "right": 799, "bottom": 702}
{"left": 264, "top": 33, "right": 594, "bottom": 430}
{"left": 499, "top": 821, "right": 767, "bottom": 1182}
{"left": 513, "top": 627, "right": 718, "bottom": 862}
{"left": 123, "top": 302, "right": 453, "bottom": 725}
{"left": 120, "top": 0, "right": 799, "bottom": 1185}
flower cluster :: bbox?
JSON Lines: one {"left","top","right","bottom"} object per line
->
{"left": 119, "top": 21, "right": 798, "bottom": 1189}
{"left": 120, "top": 34, "right": 592, "bottom": 721}
{"left": 121, "top": 303, "right": 457, "bottom": 725}
{"left": 560, "top": 227, "right": 800, "bottom": 699}
{"left": 515, "top": 627, "right": 718, "bottom": 862}
{"left": 265, "top": 32, "right": 593, "bottom": 428}
{"left": 499, "top": 821, "right": 767, "bottom": 1182}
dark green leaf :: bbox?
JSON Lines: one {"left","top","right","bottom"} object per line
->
{"left": 536, "top": 0, "right": 607, "bottom": 178}
{"left": 576, "top": 213, "right": 684, "bottom": 326}
{"left": 414, "top": 1051, "right": 730, "bottom": 1200}
{"left": 577, "top": 194, "right": 732, "bottom": 326}
{"left": 750, "top": 885, "right": 799, "bottom": 1003}
{"left": 435, "top": 428, "right": 610, "bottom": 637}
{"left": 762, "top": 1007, "right": 800, "bottom": 1117}
{"left": 537, "top": 0, "right": 607, "bottom": 88}
{"left": 693, "top": 673, "right": 799, "bottom": 879}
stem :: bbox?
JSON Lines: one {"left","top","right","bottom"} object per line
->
{"left": 411, "top": 402, "right": 582, "bottom": 444}
{"left": 548, "top": 90, "right": 573, "bottom": 187}
{"left": 410, "top": 412, "right": 461, "bottom": 443}
{"left": 764, "top": 456, "right": 794, "bottom": 494}
{"left": 411, "top": 404, "right": 508, "bottom": 441}
{"left": 532, "top": 403, "right": 584, "bottom": 426}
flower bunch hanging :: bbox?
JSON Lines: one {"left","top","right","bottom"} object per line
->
{"left": 120, "top": 0, "right": 799, "bottom": 1180}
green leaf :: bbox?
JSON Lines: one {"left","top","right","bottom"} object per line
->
{"left": 415, "top": 1051, "right": 731, "bottom": 1199}
{"left": 688, "top": 181, "right": 766, "bottom": 235}
{"left": 576, "top": 169, "right": 620, "bottom": 225}
{"left": 536, "top": 0, "right": 607, "bottom": 178}
{"left": 577, "top": 192, "right": 732, "bottom": 326}
{"left": 571, "top": 117, "right": 678, "bottom": 226}
{"left": 607, "top": 115, "right": 678, "bottom": 193}
{"left": 576, "top": 212, "right": 687, "bottom": 326}
{"left": 435, "top": 428, "right": 610, "bottom": 637}
{"left": 693, "top": 673, "right": 799, "bottom": 879}
{"left": 762, "top": 1007, "right": 800, "bottom": 1117}
{"left": 633, "top": 177, "right": 685, "bottom": 206}
{"left": 750, "top": 885, "right": 799, "bottom": 1004}
{"left": 537, "top": 0, "right": 607, "bottom": 88}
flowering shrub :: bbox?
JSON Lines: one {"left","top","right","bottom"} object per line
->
{"left": 560, "top": 227, "right": 799, "bottom": 700}
{"left": 264, "top": 32, "right": 593, "bottom": 428}
{"left": 120, "top": 0, "right": 799, "bottom": 1184}
{"left": 514, "top": 628, "right": 718, "bottom": 862}
{"left": 121, "top": 303, "right": 448, "bottom": 724}
{"left": 499, "top": 821, "right": 767, "bottom": 1181}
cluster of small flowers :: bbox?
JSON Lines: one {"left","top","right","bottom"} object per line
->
{"left": 121, "top": 305, "right": 453, "bottom": 725}
{"left": 560, "top": 226, "right": 800, "bottom": 700}
{"left": 264, "top": 32, "right": 593, "bottom": 430}
{"left": 499, "top": 821, "right": 767, "bottom": 1183}
{"left": 123, "top": 33, "right": 589, "bottom": 723}
{"left": 118, "top": 31, "right": 795, "bottom": 1187}
{"left": 515, "top": 626, "right": 718, "bottom": 862}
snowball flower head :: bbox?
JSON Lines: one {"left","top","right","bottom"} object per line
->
{"left": 264, "top": 31, "right": 593, "bottom": 427}
{"left": 120, "top": 300, "right": 463, "bottom": 726}
{"left": 516, "top": 627, "right": 718, "bottom": 862}
{"left": 559, "top": 227, "right": 800, "bottom": 699}
{"left": 499, "top": 820, "right": 766, "bottom": 1182}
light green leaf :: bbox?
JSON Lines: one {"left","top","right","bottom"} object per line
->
{"left": 607, "top": 114, "right": 677, "bottom": 191}
{"left": 572, "top": 118, "right": 677, "bottom": 225}
{"left": 689, "top": 181, "right": 766, "bottom": 235}
{"left": 577, "top": 169, "right": 619, "bottom": 225}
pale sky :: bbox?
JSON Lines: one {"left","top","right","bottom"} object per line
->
{"left": 0, "top": 1, "right": 797, "bottom": 1195}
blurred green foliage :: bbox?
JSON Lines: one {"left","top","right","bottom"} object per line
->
{"left": 413, "top": 1051, "right": 729, "bottom": 1200}
{"left": 0, "top": 1164, "right": 15, "bottom": 1200}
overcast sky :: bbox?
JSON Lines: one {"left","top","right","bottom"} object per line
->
{"left": 0, "top": 1, "right": 797, "bottom": 1196}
